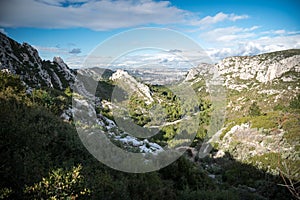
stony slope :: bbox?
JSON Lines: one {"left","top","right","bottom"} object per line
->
{"left": 186, "top": 49, "right": 300, "bottom": 114}
{"left": 110, "top": 69, "right": 154, "bottom": 104}
{"left": 186, "top": 49, "right": 300, "bottom": 180}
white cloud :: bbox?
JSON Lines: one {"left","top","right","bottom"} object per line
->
{"left": 0, "top": 0, "right": 190, "bottom": 30}
{"left": 64, "top": 55, "right": 85, "bottom": 68}
{"left": 244, "top": 26, "right": 260, "bottom": 31}
{"left": 0, "top": 28, "right": 7, "bottom": 35}
{"left": 206, "top": 34, "right": 300, "bottom": 61}
{"left": 261, "top": 29, "right": 287, "bottom": 35}
{"left": 2, "top": 0, "right": 298, "bottom": 65}
{"left": 64, "top": 48, "right": 212, "bottom": 69}
{"left": 0, "top": 1, "right": 250, "bottom": 31}
{"left": 34, "top": 45, "right": 85, "bottom": 67}
{"left": 191, "top": 12, "right": 248, "bottom": 26}
{"left": 200, "top": 26, "right": 257, "bottom": 44}
{"left": 273, "top": 29, "right": 285, "bottom": 35}
{"left": 36, "top": 0, "right": 88, "bottom": 7}
{"left": 199, "top": 25, "right": 300, "bottom": 61}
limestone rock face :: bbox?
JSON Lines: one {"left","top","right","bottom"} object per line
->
{"left": 185, "top": 50, "right": 300, "bottom": 92}
{"left": 216, "top": 50, "right": 300, "bottom": 83}
{"left": 0, "top": 32, "right": 75, "bottom": 90}
{"left": 186, "top": 50, "right": 300, "bottom": 97}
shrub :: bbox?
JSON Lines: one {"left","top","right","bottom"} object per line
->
{"left": 249, "top": 102, "right": 261, "bottom": 116}
{"left": 24, "top": 165, "right": 90, "bottom": 199}
{"left": 282, "top": 115, "right": 300, "bottom": 145}
{"left": 289, "top": 94, "right": 300, "bottom": 109}
{"left": 250, "top": 113, "right": 278, "bottom": 129}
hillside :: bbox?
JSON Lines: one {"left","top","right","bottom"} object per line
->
{"left": 0, "top": 33, "right": 299, "bottom": 199}
{"left": 186, "top": 50, "right": 300, "bottom": 193}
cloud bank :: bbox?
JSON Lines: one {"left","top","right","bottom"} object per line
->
{"left": 0, "top": 0, "right": 189, "bottom": 30}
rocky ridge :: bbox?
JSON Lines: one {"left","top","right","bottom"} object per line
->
{"left": 110, "top": 69, "right": 154, "bottom": 104}
{"left": 186, "top": 49, "right": 300, "bottom": 86}
{"left": 217, "top": 50, "right": 300, "bottom": 83}
{"left": 186, "top": 50, "right": 300, "bottom": 112}
{"left": 0, "top": 33, "right": 163, "bottom": 155}
{"left": 0, "top": 32, "right": 75, "bottom": 90}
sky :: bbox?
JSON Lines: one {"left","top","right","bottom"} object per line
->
{"left": 0, "top": 0, "right": 299, "bottom": 68}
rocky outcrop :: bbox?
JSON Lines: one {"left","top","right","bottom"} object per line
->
{"left": 216, "top": 49, "right": 300, "bottom": 83}
{"left": 110, "top": 69, "right": 154, "bottom": 104}
{"left": 216, "top": 124, "right": 293, "bottom": 160}
{"left": 186, "top": 49, "right": 300, "bottom": 92}
{"left": 212, "top": 122, "right": 299, "bottom": 177}
{"left": 0, "top": 32, "right": 75, "bottom": 90}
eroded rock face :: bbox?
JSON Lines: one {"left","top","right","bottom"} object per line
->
{"left": 216, "top": 51, "right": 300, "bottom": 83}
{"left": 186, "top": 50, "right": 300, "bottom": 110}
{"left": 53, "top": 56, "right": 75, "bottom": 83}
{"left": 0, "top": 32, "right": 75, "bottom": 90}
{"left": 185, "top": 50, "right": 300, "bottom": 95}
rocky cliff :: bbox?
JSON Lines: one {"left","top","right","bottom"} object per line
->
{"left": 0, "top": 32, "right": 75, "bottom": 90}
{"left": 186, "top": 49, "right": 300, "bottom": 85}
{"left": 217, "top": 49, "right": 300, "bottom": 83}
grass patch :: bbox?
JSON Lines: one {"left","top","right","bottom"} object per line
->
{"left": 248, "top": 152, "right": 281, "bottom": 171}
{"left": 282, "top": 114, "right": 300, "bottom": 145}
{"left": 220, "top": 112, "right": 281, "bottom": 140}
{"left": 250, "top": 112, "right": 279, "bottom": 129}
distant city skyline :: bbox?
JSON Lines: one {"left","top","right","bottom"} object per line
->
{"left": 1, "top": 0, "right": 299, "bottom": 68}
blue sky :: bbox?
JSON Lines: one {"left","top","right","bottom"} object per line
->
{"left": 0, "top": 0, "right": 299, "bottom": 68}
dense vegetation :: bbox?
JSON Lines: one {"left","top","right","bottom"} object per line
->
{"left": 126, "top": 84, "right": 211, "bottom": 147}
{"left": 0, "top": 72, "right": 295, "bottom": 199}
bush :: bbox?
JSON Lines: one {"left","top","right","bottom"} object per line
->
{"left": 249, "top": 102, "right": 261, "bottom": 116}
{"left": 282, "top": 114, "right": 300, "bottom": 145}
{"left": 289, "top": 94, "right": 300, "bottom": 109}
{"left": 178, "top": 188, "right": 239, "bottom": 200}
{"left": 250, "top": 113, "right": 278, "bottom": 129}
{"left": 24, "top": 165, "right": 90, "bottom": 199}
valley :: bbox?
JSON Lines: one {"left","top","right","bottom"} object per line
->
{"left": 0, "top": 32, "right": 299, "bottom": 199}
